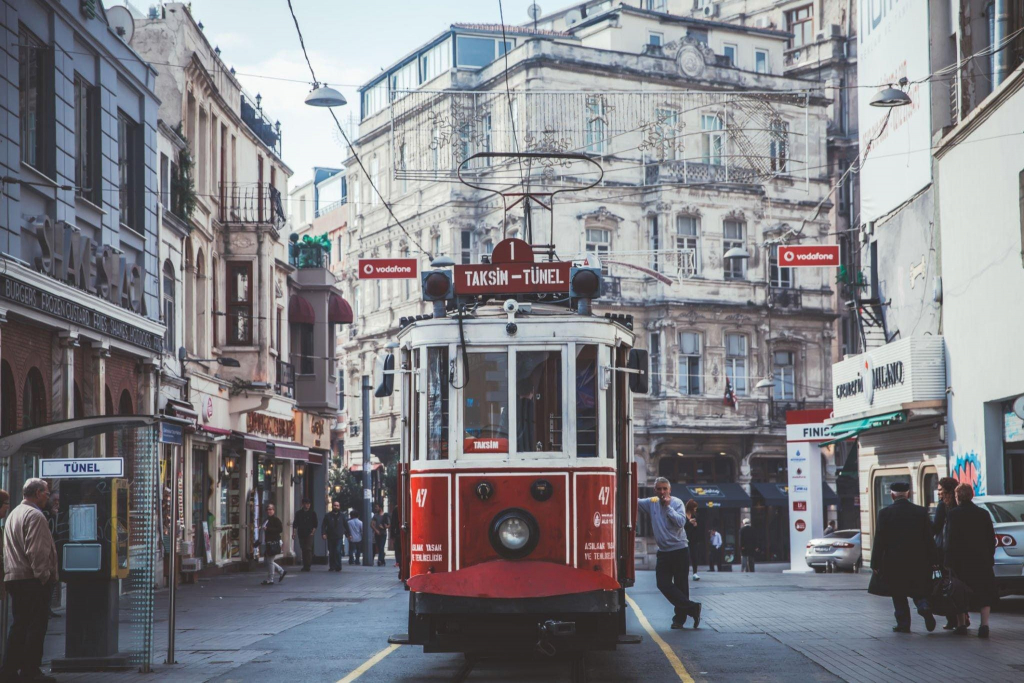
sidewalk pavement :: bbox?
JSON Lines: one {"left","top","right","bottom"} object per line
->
{"left": 47, "top": 560, "right": 405, "bottom": 683}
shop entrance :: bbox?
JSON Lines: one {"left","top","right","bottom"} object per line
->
{"left": 191, "top": 447, "right": 210, "bottom": 565}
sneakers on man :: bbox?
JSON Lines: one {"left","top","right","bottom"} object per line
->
{"left": 691, "top": 604, "right": 702, "bottom": 629}
{"left": 670, "top": 621, "right": 686, "bottom": 629}
{"left": 692, "top": 573, "right": 700, "bottom": 581}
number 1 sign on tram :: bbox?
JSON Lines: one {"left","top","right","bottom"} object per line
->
{"left": 454, "top": 238, "right": 572, "bottom": 295}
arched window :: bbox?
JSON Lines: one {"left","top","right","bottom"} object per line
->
{"left": 22, "top": 367, "right": 47, "bottom": 430}
{"left": 118, "top": 389, "right": 134, "bottom": 415}
{"left": 1, "top": 361, "right": 16, "bottom": 435}
{"left": 163, "top": 260, "right": 176, "bottom": 352}
{"left": 196, "top": 248, "right": 208, "bottom": 356}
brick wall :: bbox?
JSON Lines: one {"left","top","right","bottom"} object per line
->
{"left": 1, "top": 321, "right": 54, "bottom": 430}
{"left": 107, "top": 351, "right": 140, "bottom": 414}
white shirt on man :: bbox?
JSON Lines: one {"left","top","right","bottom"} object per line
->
{"left": 710, "top": 531, "right": 722, "bottom": 549}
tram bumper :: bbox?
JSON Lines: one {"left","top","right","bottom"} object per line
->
{"left": 395, "top": 561, "right": 637, "bottom": 653}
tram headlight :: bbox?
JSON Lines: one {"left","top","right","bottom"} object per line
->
{"left": 489, "top": 509, "right": 540, "bottom": 559}
{"left": 498, "top": 517, "right": 530, "bottom": 551}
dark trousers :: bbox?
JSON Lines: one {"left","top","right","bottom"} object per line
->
{"left": 892, "top": 595, "right": 931, "bottom": 629}
{"left": 690, "top": 547, "right": 700, "bottom": 574}
{"left": 349, "top": 542, "right": 362, "bottom": 564}
{"left": 1, "top": 579, "right": 51, "bottom": 679}
{"left": 328, "top": 538, "right": 344, "bottom": 570}
{"left": 741, "top": 554, "right": 755, "bottom": 572}
{"left": 655, "top": 548, "right": 699, "bottom": 625}
{"left": 375, "top": 534, "right": 386, "bottom": 565}
{"left": 709, "top": 546, "right": 722, "bottom": 570}
{"left": 298, "top": 534, "right": 314, "bottom": 569}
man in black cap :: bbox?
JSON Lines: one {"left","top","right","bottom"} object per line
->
{"left": 292, "top": 498, "right": 318, "bottom": 572}
{"left": 869, "top": 482, "right": 938, "bottom": 633}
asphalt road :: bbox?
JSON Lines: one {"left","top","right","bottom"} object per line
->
{"left": 209, "top": 569, "right": 839, "bottom": 683}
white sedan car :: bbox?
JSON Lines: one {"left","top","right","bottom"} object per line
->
{"left": 805, "top": 530, "right": 862, "bottom": 573}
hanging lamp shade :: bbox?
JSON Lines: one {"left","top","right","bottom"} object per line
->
{"left": 304, "top": 84, "right": 347, "bottom": 108}
{"left": 870, "top": 86, "right": 912, "bottom": 108}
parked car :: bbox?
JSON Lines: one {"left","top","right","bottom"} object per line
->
{"left": 805, "top": 530, "right": 862, "bottom": 573}
{"left": 973, "top": 495, "right": 1024, "bottom": 596}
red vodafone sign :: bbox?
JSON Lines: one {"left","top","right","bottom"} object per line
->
{"left": 358, "top": 258, "right": 418, "bottom": 279}
{"left": 794, "top": 519, "right": 807, "bottom": 532}
{"left": 454, "top": 238, "right": 572, "bottom": 295}
{"left": 777, "top": 245, "right": 840, "bottom": 268}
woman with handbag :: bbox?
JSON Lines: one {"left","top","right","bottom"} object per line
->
{"left": 947, "top": 483, "right": 997, "bottom": 636}
{"left": 261, "top": 503, "right": 287, "bottom": 586}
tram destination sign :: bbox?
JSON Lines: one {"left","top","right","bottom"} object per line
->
{"left": 454, "top": 262, "right": 572, "bottom": 295}
{"left": 0, "top": 273, "right": 162, "bottom": 352}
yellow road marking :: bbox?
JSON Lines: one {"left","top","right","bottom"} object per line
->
{"left": 336, "top": 644, "right": 400, "bottom": 683}
{"left": 625, "top": 593, "right": 695, "bottom": 683}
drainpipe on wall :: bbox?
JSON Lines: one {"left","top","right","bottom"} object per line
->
{"left": 993, "top": 0, "right": 1010, "bottom": 87}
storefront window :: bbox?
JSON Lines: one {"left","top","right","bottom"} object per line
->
{"left": 922, "top": 469, "right": 938, "bottom": 517}
{"left": 517, "top": 351, "right": 562, "bottom": 453}
{"left": 576, "top": 345, "right": 598, "bottom": 457}
{"left": 872, "top": 472, "right": 911, "bottom": 519}
{"left": 427, "top": 347, "right": 449, "bottom": 460}
{"left": 463, "top": 352, "right": 508, "bottom": 453}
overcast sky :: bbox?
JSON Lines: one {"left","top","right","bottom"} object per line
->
{"left": 182, "top": 0, "right": 543, "bottom": 187}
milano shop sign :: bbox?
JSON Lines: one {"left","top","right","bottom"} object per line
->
{"left": 831, "top": 337, "right": 946, "bottom": 419}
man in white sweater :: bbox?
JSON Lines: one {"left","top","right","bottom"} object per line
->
{"left": 1, "top": 478, "right": 58, "bottom": 683}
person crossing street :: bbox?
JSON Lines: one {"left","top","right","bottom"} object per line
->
{"left": 322, "top": 500, "right": 351, "bottom": 572}
{"left": 638, "top": 477, "right": 701, "bottom": 630}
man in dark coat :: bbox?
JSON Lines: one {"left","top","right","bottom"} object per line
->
{"left": 739, "top": 518, "right": 756, "bottom": 572}
{"left": 292, "top": 498, "right": 318, "bottom": 572}
{"left": 321, "top": 500, "right": 351, "bottom": 572}
{"left": 869, "top": 482, "right": 937, "bottom": 633}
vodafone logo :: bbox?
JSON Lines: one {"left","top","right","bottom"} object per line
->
{"left": 358, "top": 258, "right": 418, "bottom": 279}
{"left": 363, "top": 263, "right": 374, "bottom": 275}
{"left": 777, "top": 245, "right": 840, "bottom": 268}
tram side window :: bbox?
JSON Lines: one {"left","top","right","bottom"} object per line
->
{"left": 517, "top": 351, "right": 562, "bottom": 453}
{"left": 427, "top": 347, "right": 449, "bottom": 460}
{"left": 464, "top": 352, "right": 509, "bottom": 453}
{"left": 576, "top": 345, "right": 598, "bottom": 457}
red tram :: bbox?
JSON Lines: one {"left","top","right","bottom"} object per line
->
{"left": 384, "top": 239, "right": 647, "bottom": 655}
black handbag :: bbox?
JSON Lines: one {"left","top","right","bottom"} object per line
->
{"left": 266, "top": 540, "right": 282, "bottom": 556}
{"left": 930, "top": 571, "right": 971, "bottom": 616}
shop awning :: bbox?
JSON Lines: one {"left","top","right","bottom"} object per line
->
{"left": 671, "top": 482, "right": 751, "bottom": 509}
{"left": 163, "top": 398, "right": 198, "bottom": 421}
{"left": 290, "top": 295, "right": 316, "bottom": 324}
{"left": 349, "top": 461, "right": 383, "bottom": 472}
{"left": 198, "top": 424, "right": 232, "bottom": 436}
{"left": 270, "top": 440, "right": 309, "bottom": 461}
{"left": 818, "top": 411, "right": 907, "bottom": 447}
{"left": 751, "top": 482, "right": 790, "bottom": 506}
{"left": 329, "top": 292, "right": 354, "bottom": 324}
{"left": 0, "top": 416, "right": 157, "bottom": 457}
{"left": 308, "top": 448, "right": 328, "bottom": 465}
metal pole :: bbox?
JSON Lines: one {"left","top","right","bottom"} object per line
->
{"left": 166, "top": 444, "right": 179, "bottom": 664}
{"left": 362, "top": 376, "right": 373, "bottom": 566}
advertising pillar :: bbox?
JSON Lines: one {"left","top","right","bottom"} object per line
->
{"left": 785, "top": 409, "right": 832, "bottom": 573}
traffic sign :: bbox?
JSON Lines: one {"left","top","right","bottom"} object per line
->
{"left": 41, "top": 458, "right": 124, "bottom": 479}
{"left": 778, "top": 245, "right": 840, "bottom": 268}
{"left": 358, "top": 258, "right": 418, "bottom": 279}
{"left": 454, "top": 262, "right": 572, "bottom": 295}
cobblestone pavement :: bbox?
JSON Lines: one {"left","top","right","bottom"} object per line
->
{"left": 34, "top": 562, "right": 1024, "bottom": 682}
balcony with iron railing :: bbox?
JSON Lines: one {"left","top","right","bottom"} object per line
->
{"left": 220, "top": 182, "right": 285, "bottom": 225}
{"left": 288, "top": 241, "right": 331, "bottom": 270}
{"left": 240, "top": 91, "right": 282, "bottom": 157}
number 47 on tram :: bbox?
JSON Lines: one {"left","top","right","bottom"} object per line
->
{"left": 382, "top": 239, "right": 649, "bottom": 655}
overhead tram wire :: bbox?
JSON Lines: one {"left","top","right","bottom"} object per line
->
{"left": 284, "top": 0, "right": 430, "bottom": 259}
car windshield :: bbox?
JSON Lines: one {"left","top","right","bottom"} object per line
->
{"left": 830, "top": 530, "right": 859, "bottom": 539}
{"left": 978, "top": 500, "right": 1024, "bottom": 524}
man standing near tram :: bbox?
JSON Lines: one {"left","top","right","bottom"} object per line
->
{"left": 638, "top": 477, "right": 702, "bottom": 629}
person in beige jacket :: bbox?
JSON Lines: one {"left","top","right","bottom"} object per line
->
{"left": 1, "top": 478, "right": 58, "bottom": 683}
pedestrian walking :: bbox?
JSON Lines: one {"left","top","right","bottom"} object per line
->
{"left": 740, "top": 518, "right": 756, "bottom": 573}
{"left": 321, "top": 500, "right": 351, "bottom": 572}
{"left": 947, "top": 483, "right": 996, "bottom": 637}
{"left": 261, "top": 503, "right": 286, "bottom": 586}
{"left": 683, "top": 499, "right": 700, "bottom": 581}
{"left": 637, "top": 477, "right": 701, "bottom": 629}
{"left": 41, "top": 494, "right": 61, "bottom": 618}
{"left": 348, "top": 510, "right": 364, "bottom": 565}
{"left": 868, "top": 482, "right": 937, "bottom": 633}
{"left": 708, "top": 527, "right": 723, "bottom": 571}
{"left": 933, "top": 477, "right": 963, "bottom": 630}
{"left": 371, "top": 503, "right": 388, "bottom": 567}
{"left": 1, "top": 478, "right": 58, "bottom": 683}
{"left": 292, "top": 497, "right": 318, "bottom": 572}
{"left": 823, "top": 521, "right": 836, "bottom": 537}
{"left": 0, "top": 490, "right": 9, "bottom": 603}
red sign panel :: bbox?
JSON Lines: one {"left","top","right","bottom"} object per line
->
{"left": 358, "top": 258, "right": 418, "bottom": 279}
{"left": 454, "top": 262, "right": 572, "bottom": 295}
{"left": 777, "top": 245, "right": 840, "bottom": 268}
{"left": 793, "top": 501, "right": 807, "bottom": 512}
{"left": 409, "top": 474, "right": 450, "bottom": 576}
{"left": 794, "top": 519, "right": 807, "bottom": 532}
{"left": 575, "top": 473, "right": 617, "bottom": 578}
{"left": 463, "top": 437, "right": 508, "bottom": 454}
{"left": 490, "top": 238, "right": 535, "bottom": 264}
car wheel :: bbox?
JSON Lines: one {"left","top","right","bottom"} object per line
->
{"left": 813, "top": 566, "right": 825, "bottom": 574}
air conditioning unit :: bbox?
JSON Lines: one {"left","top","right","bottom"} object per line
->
{"left": 703, "top": 4, "right": 720, "bottom": 18}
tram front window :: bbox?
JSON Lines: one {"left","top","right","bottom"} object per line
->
{"left": 427, "top": 347, "right": 449, "bottom": 460}
{"left": 576, "top": 345, "right": 598, "bottom": 457}
{"left": 463, "top": 352, "right": 509, "bottom": 454}
{"left": 517, "top": 351, "right": 562, "bottom": 453}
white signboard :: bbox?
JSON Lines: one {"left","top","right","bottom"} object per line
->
{"left": 41, "top": 458, "right": 124, "bottom": 479}
{"left": 831, "top": 336, "right": 946, "bottom": 419}
{"left": 857, "top": 0, "right": 933, "bottom": 223}
{"left": 785, "top": 412, "right": 828, "bottom": 573}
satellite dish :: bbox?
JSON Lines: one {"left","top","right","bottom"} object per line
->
{"left": 527, "top": 3, "right": 543, "bottom": 21}
{"left": 564, "top": 8, "right": 583, "bottom": 26}
{"left": 107, "top": 5, "right": 135, "bottom": 43}
{"left": 1014, "top": 395, "right": 1024, "bottom": 421}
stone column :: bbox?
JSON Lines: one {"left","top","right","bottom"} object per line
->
{"left": 55, "top": 332, "right": 79, "bottom": 457}
{"left": 82, "top": 341, "right": 110, "bottom": 457}
{"left": 738, "top": 453, "right": 753, "bottom": 529}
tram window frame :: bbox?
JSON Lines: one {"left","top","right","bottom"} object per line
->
{"left": 516, "top": 349, "right": 564, "bottom": 454}
{"left": 426, "top": 346, "right": 450, "bottom": 460}
{"left": 575, "top": 344, "right": 599, "bottom": 458}
{"left": 461, "top": 350, "right": 510, "bottom": 457}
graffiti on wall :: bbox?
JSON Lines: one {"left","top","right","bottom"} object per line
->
{"left": 952, "top": 451, "right": 985, "bottom": 496}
